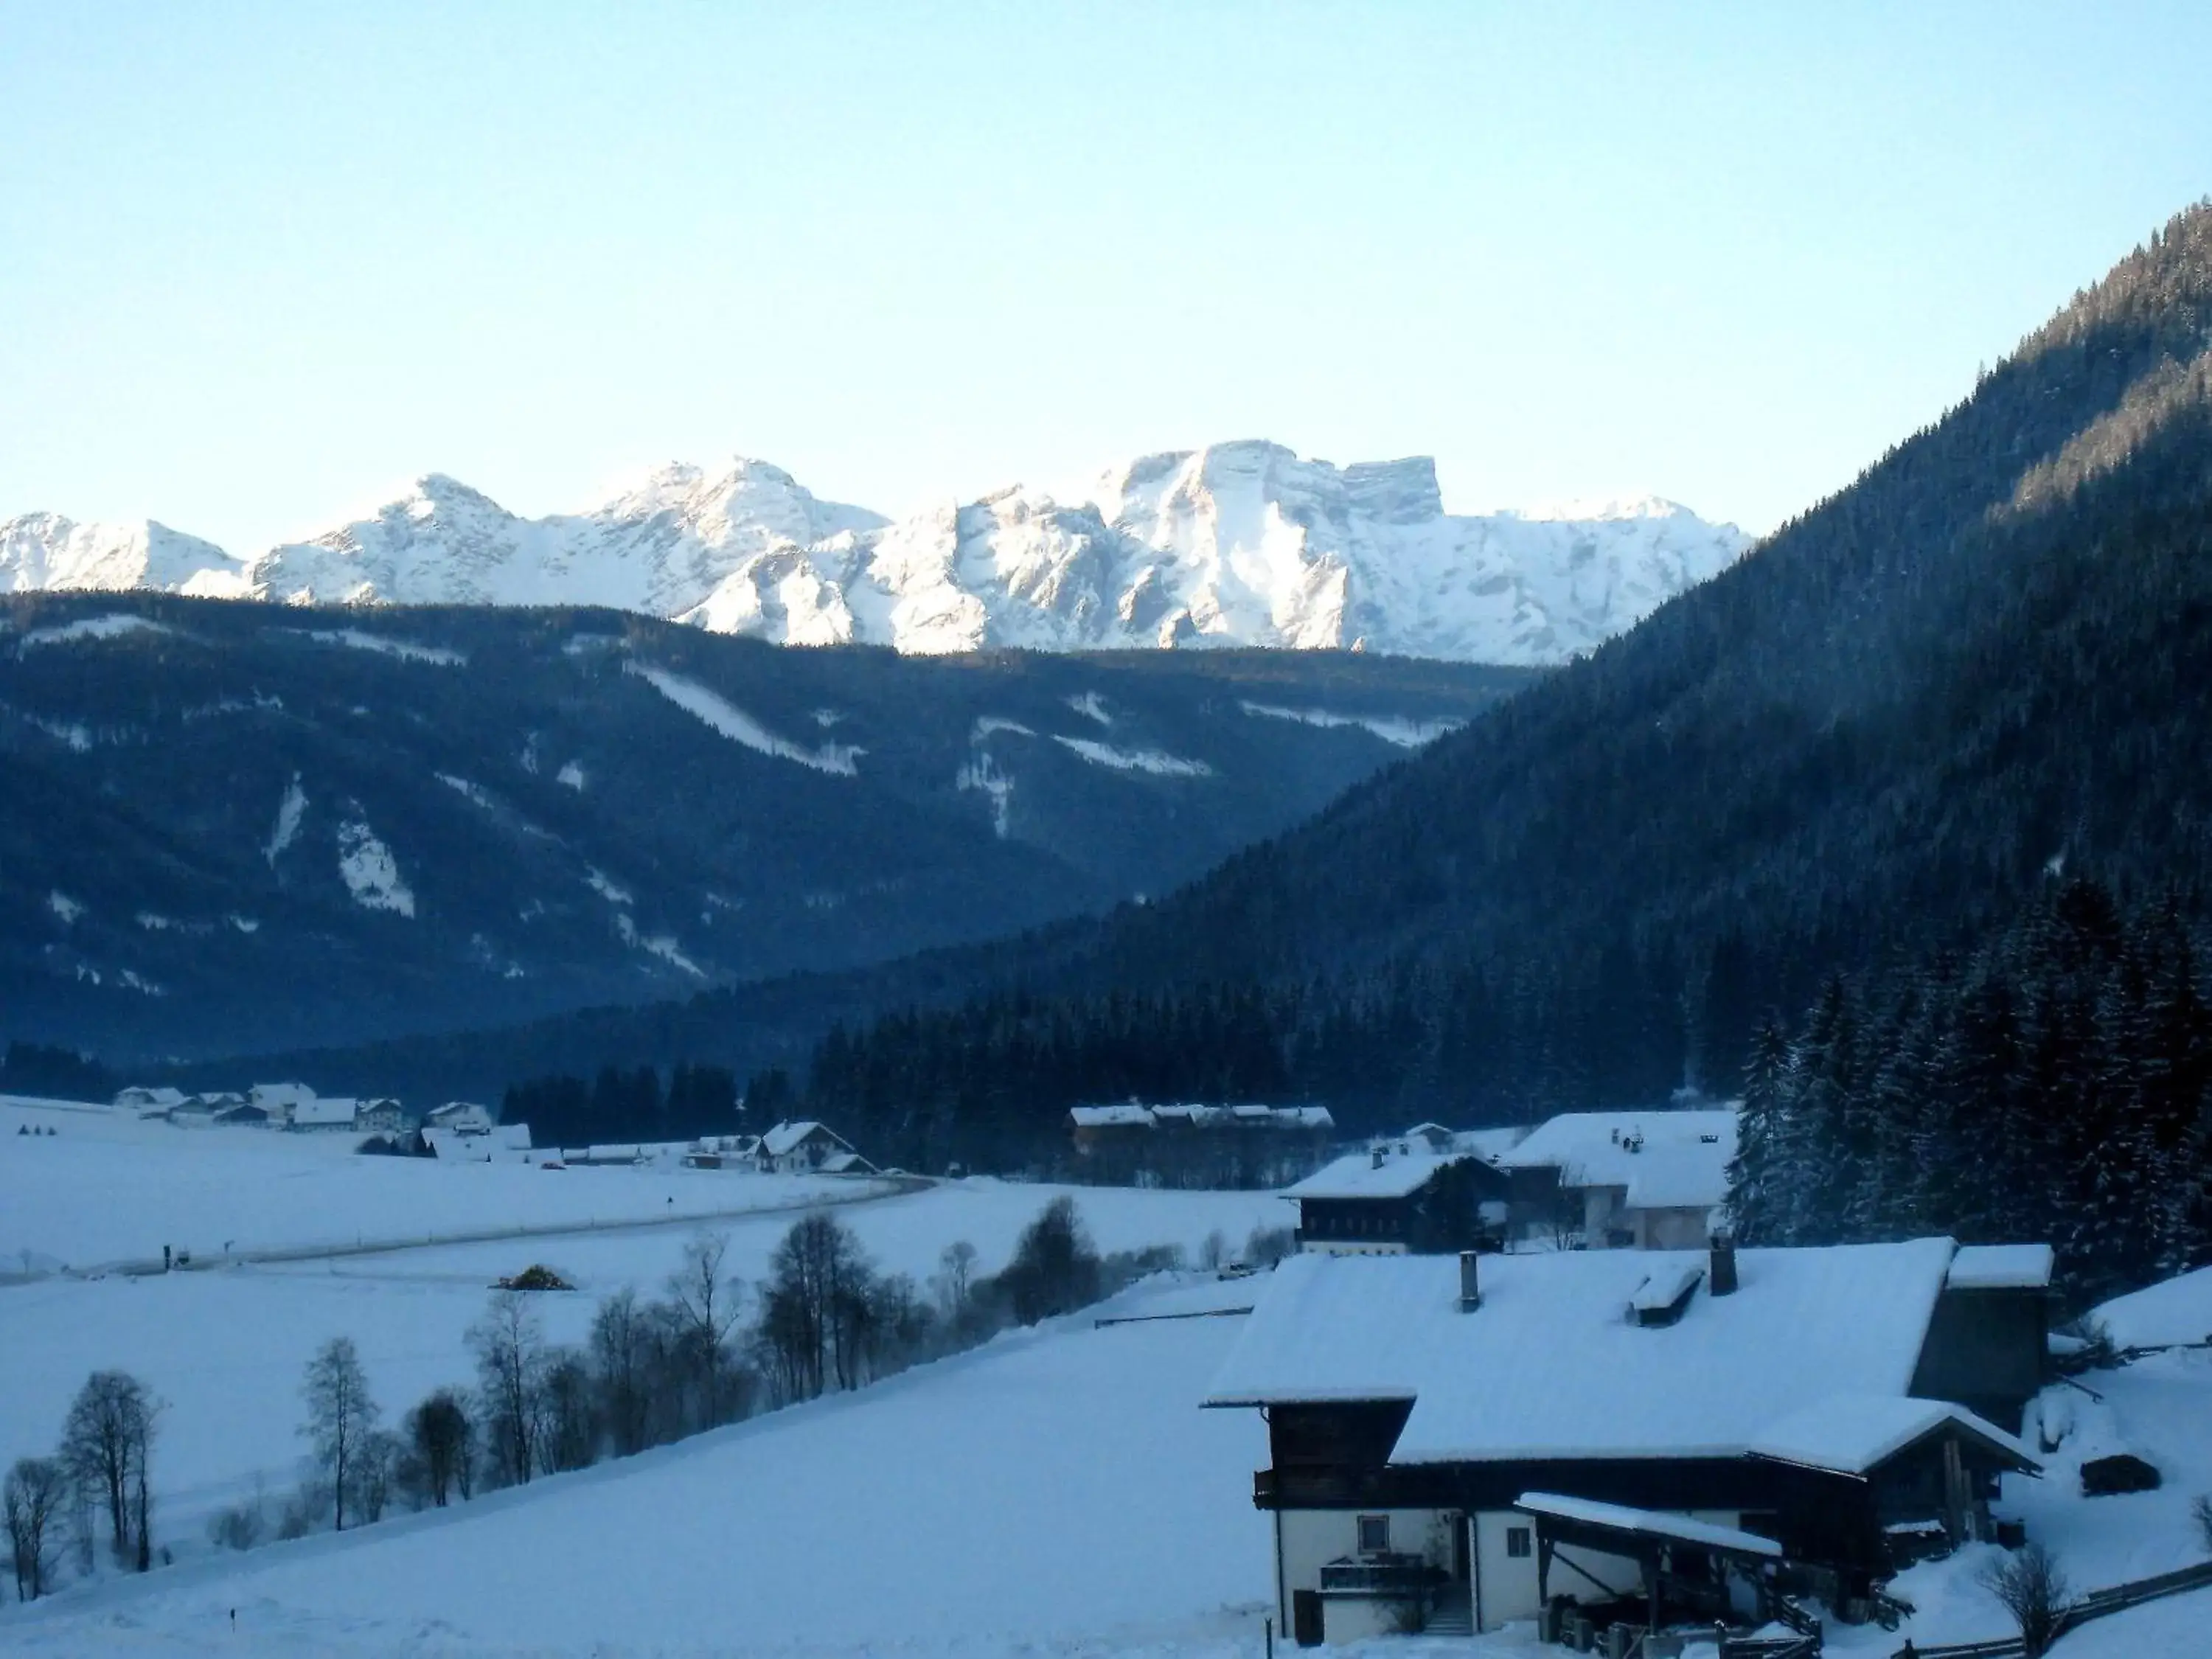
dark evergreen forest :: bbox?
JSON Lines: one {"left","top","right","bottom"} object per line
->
{"left": 1728, "top": 878, "right": 2212, "bottom": 1298}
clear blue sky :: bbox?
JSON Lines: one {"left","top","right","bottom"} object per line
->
{"left": 4, "top": 1, "right": 2209, "bottom": 554}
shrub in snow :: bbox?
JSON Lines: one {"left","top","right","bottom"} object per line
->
{"left": 206, "top": 1486, "right": 266, "bottom": 1552}
{"left": 495, "top": 1265, "right": 577, "bottom": 1293}
{"left": 1244, "top": 1222, "right": 1297, "bottom": 1267}
{"left": 1980, "top": 1542, "right": 2073, "bottom": 1658}
{"left": 2194, "top": 1493, "right": 2212, "bottom": 1557}
{"left": 2080, "top": 1451, "right": 2161, "bottom": 1496}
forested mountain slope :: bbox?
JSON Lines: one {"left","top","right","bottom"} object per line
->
{"left": 777, "top": 204, "right": 2212, "bottom": 1158}
{"left": 0, "top": 597, "right": 1520, "bottom": 1057}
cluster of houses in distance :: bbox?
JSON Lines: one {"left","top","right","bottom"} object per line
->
{"left": 108, "top": 1084, "right": 874, "bottom": 1177}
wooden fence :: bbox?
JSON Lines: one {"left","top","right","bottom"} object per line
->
{"left": 1893, "top": 1557, "right": 2212, "bottom": 1659}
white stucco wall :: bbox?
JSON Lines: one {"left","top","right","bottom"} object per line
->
{"left": 1634, "top": 1206, "right": 1715, "bottom": 1250}
{"left": 1278, "top": 1506, "right": 1456, "bottom": 1632}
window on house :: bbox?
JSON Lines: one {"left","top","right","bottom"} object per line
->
{"left": 1357, "top": 1514, "right": 1390, "bottom": 1554}
{"left": 1506, "top": 1526, "right": 1532, "bottom": 1559}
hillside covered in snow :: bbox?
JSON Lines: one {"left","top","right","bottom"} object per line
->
{"left": 3, "top": 444, "right": 1748, "bottom": 665}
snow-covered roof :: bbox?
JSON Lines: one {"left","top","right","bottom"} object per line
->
{"left": 761, "top": 1120, "right": 849, "bottom": 1158}
{"left": 1500, "top": 1108, "right": 1738, "bottom": 1210}
{"left": 117, "top": 1086, "right": 186, "bottom": 1108}
{"left": 250, "top": 1081, "right": 317, "bottom": 1108}
{"left": 1516, "top": 1492, "right": 1782, "bottom": 1558}
{"left": 1207, "top": 1238, "right": 1968, "bottom": 1464}
{"left": 290, "top": 1096, "right": 358, "bottom": 1127}
{"left": 1632, "top": 1262, "right": 1705, "bottom": 1315}
{"left": 1747, "top": 1394, "right": 2037, "bottom": 1477}
{"left": 1070, "top": 1105, "right": 1155, "bottom": 1128}
{"left": 818, "top": 1150, "right": 872, "bottom": 1175}
{"left": 1453, "top": 1125, "right": 1531, "bottom": 1162}
{"left": 1946, "top": 1244, "right": 2054, "bottom": 1291}
{"left": 2090, "top": 1262, "right": 2212, "bottom": 1350}
{"left": 1285, "top": 1148, "right": 1470, "bottom": 1201}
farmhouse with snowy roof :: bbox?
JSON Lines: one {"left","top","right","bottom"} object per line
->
{"left": 425, "top": 1101, "right": 495, "bottom": 1135}
{"left": 1498, "top": 1107, "right": 1737, "bottom": 1249}
{"left": 288, "top": 1095, "right": 361, "bottom": 1131}
{"left": 1206, "top": 1234, "right": 2051, "bottom": 1645}
{"left": 1285, "top": 1136, "right": 1514, "bottom": 1256}
{"left": 756, "top": 1120, "right": 861, "bottom": 1175}
{"left": 1066, "top": 1102, "right": 1335, "bottom": 1186}
{"left": 115, "top": 1085, "right": 187, "bottom": 1113}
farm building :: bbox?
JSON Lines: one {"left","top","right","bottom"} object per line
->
{"left": 1498, "top": 1108, "right": 1738, "bottom": 1249}
{"left": 756, "top": 1121, "right": 860, "bottom": 1174}
{"left": 1206, "top": 1235, "right": 2052, "bottom": 1646}
{"left": 1065, "top": 1102, "right": 1335, "bottom": 1187}
{"left": 1285, "top": 1144, "right": 1512, "bottom": 1257}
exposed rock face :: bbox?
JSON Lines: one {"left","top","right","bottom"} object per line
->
{"left": 6, "top": 443, "right": 1747, "bottom": 665}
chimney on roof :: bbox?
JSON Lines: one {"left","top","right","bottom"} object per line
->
{"left": 1710, "top": 1233, "right": 1739, "bottom": 1297}
{"left": 1458, "top": 1250, "right": 1481, "bottom": 1312}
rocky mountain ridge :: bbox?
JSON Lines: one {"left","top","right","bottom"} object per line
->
{"left": 3, "top": 443, "right": 1747, "bottom": 664}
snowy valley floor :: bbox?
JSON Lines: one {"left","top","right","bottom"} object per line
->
{"left": 4, "top": 1097, "right": 2211, "bottom": 1655}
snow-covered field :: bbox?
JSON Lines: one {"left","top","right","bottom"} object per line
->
{"left": 0, "top": 1095, "right": 862, "bottom": 1271}
{"left": 0, "top": 1094, "right": 1294, "bottom": 1567}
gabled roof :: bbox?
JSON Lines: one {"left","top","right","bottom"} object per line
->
{"left": 1285, "top": 1148, "right": 1470, "bottom": 1201}
{"left": 1206, "top": 1238, "right": 1972, "bottom": 1464}
{"left": 1500, "top": 1108, "right": 1738, "bottom": 1209}
{"left": 761, "top": 1120, "right": 849, "bottom": 1158}
{"left": 1747, "top": 1394, "right": 2038, "bottom": 1477}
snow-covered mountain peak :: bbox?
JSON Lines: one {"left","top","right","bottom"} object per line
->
{"left": 1, "top": 512, "right": 249, "bottom": 597}
{"left": 5, "top": 442, "right": 1749, "bottom": 664}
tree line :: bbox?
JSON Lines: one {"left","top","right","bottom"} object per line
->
{"left": 1727, "top": 877, "right": 2212, "bottom": 1301}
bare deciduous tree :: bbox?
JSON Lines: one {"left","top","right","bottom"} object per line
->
{"left": 590, "top": 1289, "right": 653, "bottom": 1457}
{"left": 400, "top": 1388, "right": 473, "bottom": 1508}
{"left": 667, "top": 1232, "right": 745, "bottom": 1427}
{"left": 301, "top": 1337, "right": 381, "bottom": 1530}
{"left": 4, "top": 1457, "right": 67, "bottom": 1600}
{"left": 933, "top": 1239, "right": 978, "bottom": 1324}
{"left": 757, "top": 1213, "right": 876, "bottom": 1403}
{"left": 470, "top": 1291, "right": 548, "bottom": 1488}
{"left": 540, "top": 1349, "right": 597, "bottom": 1473}
{"left": 61, "top": 1371, "right": 158, "bottom": 1571}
